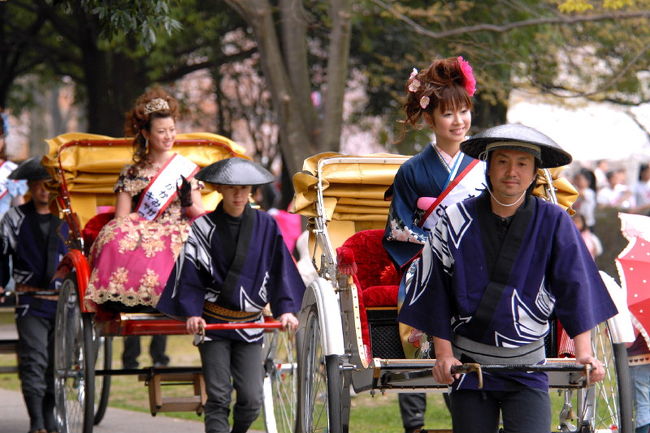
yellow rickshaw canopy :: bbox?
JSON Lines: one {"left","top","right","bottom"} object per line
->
{"left": 42, "top": 132, "right": 247, "bottom": 226}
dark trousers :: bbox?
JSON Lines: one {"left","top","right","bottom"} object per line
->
{"left": 199, "top": 339, "right": 263, "bottom": 433}
{"left": 15, "top": 311, "right": 56, "bottom": 432}
{"left": 399, "top": 393, "right": 426, "bottom": 431}
{"left": 450, "top": 388, "right": 551, "bottom": 433}
{"left": 122, "top": 335, "right": 169, "bottom": 368}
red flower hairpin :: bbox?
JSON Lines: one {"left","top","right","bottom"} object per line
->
{"left": 458, "top": 56, "right": 476, "bottom": 96}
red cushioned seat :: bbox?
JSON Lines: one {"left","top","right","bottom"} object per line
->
{"left": 336, "top": 229, "right": 400, "bottom": 361}
{"left": 82, "top": 211, "right": 115, "bottom": 250}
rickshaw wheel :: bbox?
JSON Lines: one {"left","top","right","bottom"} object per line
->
{"left": 558, "top": 322, "right": 633, "bottom": 432}
{"left": 296, "top": 305, "right": 347, "bottom": 433}
{"left": 54, "top": 273, "right": 95, "bottom": 433}
{"left": 92, "top": 335, "right": 112, "bottom": 425}
{"left": 262, "top": 329, "right": 297, "bottom": 433}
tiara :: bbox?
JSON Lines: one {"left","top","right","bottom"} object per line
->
{"left": 143, "top": 98, "right": 170, "bottom": 115}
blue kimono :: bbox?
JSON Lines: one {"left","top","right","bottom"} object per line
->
{"left": 157, "top": 203, "right": 305, "bottom": 343}
{"left": 0, "top": 201, "right": 69, "bottom": 318}
{"left": 383, "top": 144, "right": 482, "bottom": 269}
{"left": 399, "top": 192, "right": 617, "bottom": 391}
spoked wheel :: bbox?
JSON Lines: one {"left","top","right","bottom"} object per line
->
{"left": 556, "top": 322, "right": 633, "bottom": 433}
{"left": 296, "top": 305, "right": 350, "bottom": 433}
{"left": 54, "top": 273, "right": 95, "bottom": 433}
{"left": 92, "top": 335, "right": 112, "bottom": 425}
{"left": 262, "top": 328, "right": 297, "bottom": 433}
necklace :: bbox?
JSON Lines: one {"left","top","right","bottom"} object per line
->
{"left": 487, "top": 186, "right": 527, "bottom": 208}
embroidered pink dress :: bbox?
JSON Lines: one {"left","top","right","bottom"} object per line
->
{"left": 85, "top": 159, "right": 199, "bottom": 307}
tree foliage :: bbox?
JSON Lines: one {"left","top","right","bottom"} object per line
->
{"left": 3, "top": 0, "right": 649, "bottom": 178}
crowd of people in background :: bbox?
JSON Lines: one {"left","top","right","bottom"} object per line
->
{"left": 569, "top": 160, "right": 650, "bottom": 261}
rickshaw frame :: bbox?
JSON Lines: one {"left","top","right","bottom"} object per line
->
{"left": 292, "top": 153, "right": 634, "bottom": 433}
{"left": 45, "top": 133, "right": 296, "bottom": 433}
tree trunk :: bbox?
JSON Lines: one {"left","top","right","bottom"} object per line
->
{"left": 319, "top": 0, "right": 352, "bottom": 152}
{"left": 279, "top": 0, "right": 317, "bottom": 140}
{"left": 225, "top": 0, "right": 314, "bottom": 177}
{"left": 82, "top": 49, "right": 147, "bottom": 135}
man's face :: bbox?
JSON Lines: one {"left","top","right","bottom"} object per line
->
{"left": 216, "top": 184, "right": 252, "bottom": 217}
{"left": 488, "top": 148, "right": 536, "bottom": 202}
{"left": 28, "top": 180, "right": 50, "bottom": 207}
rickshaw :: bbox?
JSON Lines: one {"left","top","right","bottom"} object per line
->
{"left": 291, "top": 152, "right": 634, "bottom": 433}
{"left": 42, "top": 133, "right": 297, "bottom": 433}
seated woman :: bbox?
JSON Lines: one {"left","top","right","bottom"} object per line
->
{"left": 84, "top": 87, "right": 204, "bottom": 313}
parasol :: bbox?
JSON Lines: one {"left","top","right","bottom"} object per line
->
{"left": 617, "top": 213, "right": 650, "bottom": 344}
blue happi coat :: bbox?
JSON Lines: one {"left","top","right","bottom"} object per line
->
{"left": 157, "top": 204, "right": 305, "bottom": 343}
{"left": 0, "top": 201, "right": 69, "bottom": 318}
{"left": 383, "top": 144, "right": 482, "bottom": 269}
{"left": 399, "top": 193, "right": 617, "bottom": 391}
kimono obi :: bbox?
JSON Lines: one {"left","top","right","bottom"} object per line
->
{"left": 203, "top": 301, "right": 262, "bottom": 323}
{"left": 452, "top": 334, "right": 545, "bottom": 365}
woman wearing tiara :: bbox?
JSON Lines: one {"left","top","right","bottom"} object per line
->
{"left": 85, "top": 87, "right": 204, "bottom": 311}
{"left": 382, "top": 56, "right": 485, "bottom": 433}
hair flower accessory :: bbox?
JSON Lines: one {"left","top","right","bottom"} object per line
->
{"left": 457, "top": 56, "right": 477, "bottom": 96}
{"left": 419, "top": 95, "right": 430, "bottom": 109}
{"left": 408, "top": 68, "right": 421, "bottom": 92}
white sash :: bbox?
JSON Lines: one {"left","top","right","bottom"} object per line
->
{"left": 136, "top": 154, "right": 199, "bottom": 220}
{"left": 420, "top": 159, "right": 486, "bottom": 230}
{"left": 0, "top": 161, "right": 17, "bottom": 200}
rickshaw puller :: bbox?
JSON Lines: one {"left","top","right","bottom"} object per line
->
{"left": 157, "top": 157, "right": 306, "bottom": 433}
{"left": 399, "top": 124, "right": 618, "bottom": 433}
{"left": 0, "top": 157, "right": 69, "bottom": 433}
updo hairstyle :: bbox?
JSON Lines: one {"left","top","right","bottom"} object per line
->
{"left": 124, "top": 86, "right": 179, "bottom": 164}
{"left": 403, "top": 57, "right": 474, "bottom": 129}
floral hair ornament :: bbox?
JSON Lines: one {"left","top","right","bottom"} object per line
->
{"left": 408, "top": 67, "right": 421, "bottom": 92}
{"left": 457, "top": 56, "right": 477, "bottom": 96}
{"left": 143, "top": 98, "right": 170, "bottom": 115}
{"left": 419, "top": 95, "right": 430, "bottom": 109}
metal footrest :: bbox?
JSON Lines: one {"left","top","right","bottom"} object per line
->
{"left": 139, "top": 372, "right": 207, "bottom": 415}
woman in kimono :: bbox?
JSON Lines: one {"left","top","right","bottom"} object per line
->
{"left": 382, "top": 57, "right": 484, "bottom": 433}
{"left": 399, "top": 124, "right": 617, "bottom": 433}
{"left": 157, "top": 157, "right": 305, "bottom": 433}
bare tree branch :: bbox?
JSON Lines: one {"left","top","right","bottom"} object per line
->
{"left": 157, "top": 48, "right": 257, "bottom": 83}
{"left": 371, "top": 0, "right": 650, "bottom": 38}
{"left": 533, "top": 43, "right": 650, "bottom": 100}
{"left": 624, "top": 108, "right": 650, "bottom": 141}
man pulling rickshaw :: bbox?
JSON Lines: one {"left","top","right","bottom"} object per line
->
{"left": 399, "top": 124, "right": 617, "bottom": 433}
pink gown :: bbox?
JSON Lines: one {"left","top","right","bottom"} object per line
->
{"left": 85, "top": 159, "right": 198, "bottom": 308}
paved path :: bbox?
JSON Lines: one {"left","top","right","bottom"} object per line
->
{"left": 0, "top": 387, "right": 206, "bottom": 433}
{"left": 1, "top": 312, "right": 210, "bottom": 433}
